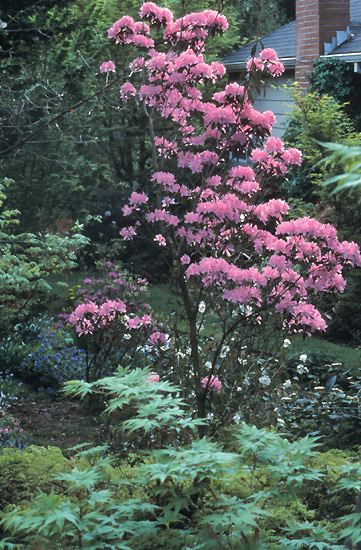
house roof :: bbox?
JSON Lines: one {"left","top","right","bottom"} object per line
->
{"left": 222, "top": 21, "right": 296, "bottom": 70}
{"left": 328, "top": 23, "right": 361, "bottom": 57}
{"left": 223, "top": 18, "right": 361, "bottom": 70}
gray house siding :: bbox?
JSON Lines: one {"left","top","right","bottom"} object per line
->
{"left": 252, "top": 76, "right": 295, "bottom": 138}
{"left": 351, "top": 0, "right": 361, "bottom": 21}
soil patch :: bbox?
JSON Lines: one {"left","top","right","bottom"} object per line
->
{"left": 9, "top": 398, "right": 105, "bottom": 456}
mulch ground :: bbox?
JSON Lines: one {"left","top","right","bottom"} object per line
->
{"left": 9, "top": 398, "right": 105, "bottom": 456}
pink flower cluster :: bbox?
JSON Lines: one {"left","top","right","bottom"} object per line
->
{"left": 247, "top": 48, "right": 284, "bottom": 77}
{"left": 149, "top": 331, "right": 168, "bottom": 346}
{"left": 148, "top": 371, "right": 160, "bottom": 382}
{"left": 120, "top": 82, "right": 137, "bottom": 102}
{"left": 100, "top": 60, "right": 116, "bottom": 73}
{"left": 108, "top": 15, "right": 153, "bottom": 48}
{"left": 252, "top": 137, "right": 302, "bottom": 176}
{"left": 68, "top": 300, "right": 127, "bottom": 335}
{"left": 140, "top": 3, "right": 173, "bottom": 27}
{"left": 202, "top": 376, "right": 222, "bottom": 393}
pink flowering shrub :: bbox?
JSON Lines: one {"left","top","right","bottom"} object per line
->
{"left": 61, "top": 263, "right": 166, "bottom": 381}
{"left": 100, "top": 4, "right": 361, "bottom": 419}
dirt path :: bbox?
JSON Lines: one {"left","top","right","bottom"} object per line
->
{"left": 9, "top": 398, "right": 105, "bottom": 455}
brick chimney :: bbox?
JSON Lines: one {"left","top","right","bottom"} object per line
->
{"left": 295, "top": 0, "right": 350, "bottom": 88}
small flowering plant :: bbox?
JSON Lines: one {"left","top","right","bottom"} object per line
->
{"left": 0, "top": 408, "right": 26, "bottom": 448}
{"left": 61, "top": 263, "right": 166, "bottom": 381}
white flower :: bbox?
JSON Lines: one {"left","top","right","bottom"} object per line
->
{"left": 283, "top": 379, "right": 291, "bottom": 388}
{"left": 198, "top": 301, "right": 206, "bottom": 313}
{"left": 161, "top": 335, "right": 170, "bottom": 351}
{"left": 283, "top": 339, "right": 291, "bottom": 348}
{"left": 259, "top": 375, "right": 271, "bottom": 386}
{"left": 123, "top": 334, "right": 131, "bottom": 340}
{"left": 233, "top": 413, "right": 241, "bottom": 424}
{"left": 205, "top": 361, "right": 212, "bottom": 369}
{"left": 220, "top": 345, "right": 230, "bottom": 358}
{"left": 296, "top": 364, "right": 309, "bottom": 374}
{"left": 299, "top": 354, "right": 307, "bottom": 362}
{"left": 277, "top": 418, "right": 285, "bottom": 425}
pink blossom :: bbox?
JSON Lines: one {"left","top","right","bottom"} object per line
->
{"left": 149, "top": 331, "right": 168, "bottom": 345}
{"left": 154, "top": 234, "right": 166, "bottom": 246}
{"left": 122, "top": 204, "right": 134, "bottom": 216}
{"left": 120, "top": 82, "right": 137, "bottom": 102}
{"left": 108, "top": 16, "right": 135, "bottom": 40}
{"left": 148, "top": 371, "right": 160, "bottom": 382}
{"left": 260, "top": 48, "right": 278, "bottom": 62}
{"left": 140, "top": 3, "right": 173, "bottom": 26}
{"left": 141, "top": 314, "right": 153, "bottom": 325}
{"left": 120, "top": 226, "right": 137, "bottom": 240}
{"left": 131, "top": 34, "right": 155, "bottom": 48}
{"left": 130, "top": 191, "right": 148, "bottom": 205}
{"left": 181, "top": 254, "right": 191, "bottom": 264}
{"left": 265, "top": 136, "right": 284, "bottom": 153}
{"left": 100, "top": 60, "right": 116, "bottom": 73}
{"left": 202, "top": 375, "right": 222, "bottom": 393}
{"left": 130, "top": 56, "right": 146, "bottom": 73}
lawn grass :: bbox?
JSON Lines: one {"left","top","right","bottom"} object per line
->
{"left": 290, "top": 335, "right": 360, "bottom": 372}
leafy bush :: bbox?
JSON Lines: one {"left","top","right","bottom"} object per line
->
{"left": 284, "top": 350, "right": 345, "bottom": 383}
{"left": 2, "top": 368, "right": 361, "bottom": 549}
{"left": 309, "top": 57, "right": 361, "bottom": 129}
{"left": 0, "top": 446, "right": 69, "bottom": 512}
{"left": 0, "top": 178, "right": 88, "bottom": 339}
{"left": 276, "top": 361, "right": 361, "bottom": 449}
{"left": 283, "top": 89, "right": 361, "bottom": 202}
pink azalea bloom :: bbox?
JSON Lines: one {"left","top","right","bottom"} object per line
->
{"left": 181, "top": 254, "right": 191, "bottom": 265}
{"left": 119, "top": 226, "right": 137, "bottom": 240}
{"left": 260, "top": 48, "right": 278, "bottom": 62}
{"left": 100, "top": 60, "right": 116, "bottom": 73}
{"left": 149, "top": 331, "right": 168, "bottom": 345}
{"left": 122, "top": 204, "right": 134, "bottom": 216}
{"left": 130, "top": 191, "right": 148, "bottom": 205}
{"left": 148, "top": 372, "right": 160, "bottom": 382}
{"left": 202, "top": 375, "right": 222, "bottom": 393}
{"left": 120, "top": 82, "right": 137, "bottom": 102}
{"left": 154, "top": 234, "right": 166, "bottom": 246}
